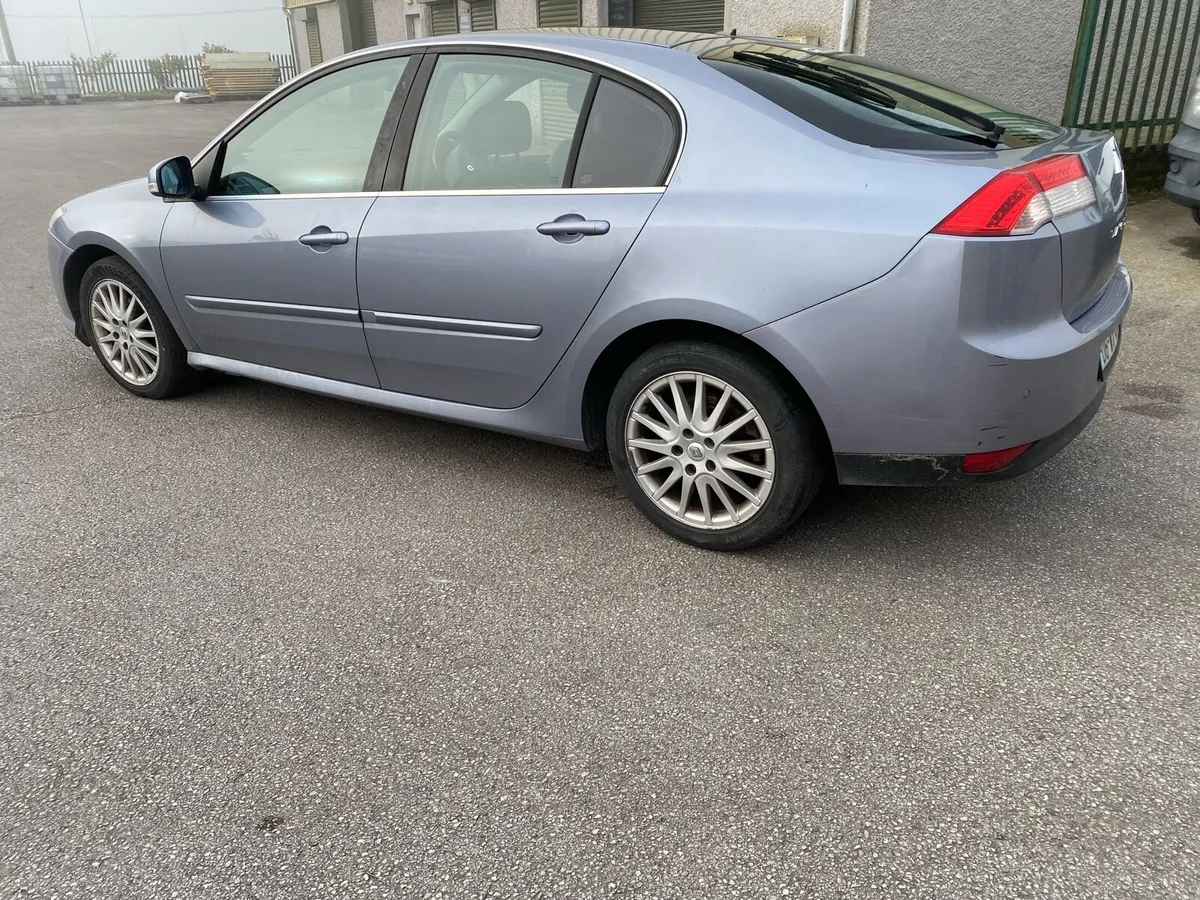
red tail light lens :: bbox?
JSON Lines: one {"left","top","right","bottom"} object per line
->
{"left": 962, "top": 443, "right": 1034, "bottom": 474}
{"left": 933, "top": 155, "right": 1096, "bottom": 238}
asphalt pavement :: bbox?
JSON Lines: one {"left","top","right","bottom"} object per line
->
{"left": 1, "top": 100, "right": 1199, "bottom": 900}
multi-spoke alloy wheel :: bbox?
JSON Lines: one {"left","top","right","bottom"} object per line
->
{"left": 89, "top": 278, "right": 159, "bottom": 386}
{"left": 608, "top": 341, "right": 824, "bottom": 550}
{"left": 626, "top": 372, "right": 775, "bottom": 529}
{"left": 80, "top": 257, "right": 193, "bottom": 399}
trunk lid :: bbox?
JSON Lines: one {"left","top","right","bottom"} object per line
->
{"left": 1054, "top": 132, "right": 1127, "bottom": 322}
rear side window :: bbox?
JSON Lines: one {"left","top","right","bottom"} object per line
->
{"left": 703, "top": 44, "right": 1061, "bottom": 151}
{"left": 572, "top": 79, "right": 675, "bottom": 188}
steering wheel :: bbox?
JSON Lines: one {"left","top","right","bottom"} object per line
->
{"left": 433, "top": 130, "right": 467, "bottom": 178}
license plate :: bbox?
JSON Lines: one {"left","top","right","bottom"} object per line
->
{"left": 1099, "top": 326, "right": 1121, "bottom": 380}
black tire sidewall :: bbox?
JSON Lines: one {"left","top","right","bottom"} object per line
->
{"left": 79, "top": 257, "right": 189, "bottom": 399}
{"left": 606, "top": 341, "right": 821, "bottom": 550}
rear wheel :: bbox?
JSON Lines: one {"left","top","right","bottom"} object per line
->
{"left": 80, "top": 256, "right": 194, "bottom": 399}
{"left": 1193, "top": 207, "right": 1200, "bottom": 228}
{"left": 607, "top": 341, "right": 824, "bottom": 550}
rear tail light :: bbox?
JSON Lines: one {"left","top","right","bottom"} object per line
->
{"left": 962, "top": 443, "right": 1034, "bottom": 474}
{"left": 933, "top": 155, "right": 1097, "bottom": 238}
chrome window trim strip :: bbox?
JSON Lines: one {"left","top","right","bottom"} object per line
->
{"left": 191, "top": 37, "right": 687, "bottom": 186}
{"left": 202, "top": 186, "right": 665, "bottom": 201}
{"left": 185, "top": 295, "right": 361, "bottom": 321}
{"left": 364, "top": 310, "right": 542, "bottom": 339}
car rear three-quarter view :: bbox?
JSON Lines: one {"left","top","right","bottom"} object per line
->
{"left": 46, "top": 30, "right": 1130, "bottom": 550}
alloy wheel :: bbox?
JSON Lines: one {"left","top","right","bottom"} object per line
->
{"left": 625, "top": 371, "right": 775, "bottom": 530}
{"left": 89, "top": 278, "right": 159, "bottom": 387}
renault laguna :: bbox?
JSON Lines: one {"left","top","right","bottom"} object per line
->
{"left": 47, "top": 29, "right": 1129, "bottom": 549}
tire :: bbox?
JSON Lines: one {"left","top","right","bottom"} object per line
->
{"left": 606, "top": 341, "right": 824, "bottom": 551}
{"left": 79, "top": 256, "right": 194, "bottom": 399}
{"left": 1192, "top": 207, "right": 1200, "bottom": 228}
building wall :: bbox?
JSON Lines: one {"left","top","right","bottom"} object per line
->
{"left": 374, "top": 0, "right": 410, "bottom": 41}
{"left": 856, "top": 0, "right": 1082, "bottom": 122}
{"left": 316, "top": 1, "right": 347, "bottom": 61}
{"left": 726, "top": 0, "right": 841, "bottom": 47}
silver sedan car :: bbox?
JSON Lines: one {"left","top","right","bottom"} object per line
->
{"left": 47, "top": 29, "right": 1129, "bottom": 549}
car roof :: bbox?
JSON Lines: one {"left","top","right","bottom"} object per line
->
{"left": 407, "top": 27, "right": 821, "bottom": 59}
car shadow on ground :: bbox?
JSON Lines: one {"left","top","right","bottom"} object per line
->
{"left": 186, "top": 369, "right": 1086, "bottom": 563}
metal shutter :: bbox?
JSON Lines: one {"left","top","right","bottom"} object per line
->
{"left": 537, "top": 0, "right": 582, "bottom": 27}
{"left": 430, "top": 0, "right": 459, "bottom": 35}
{"left": 633, "top": 0, "right": 724, "bottom": 32}
{"left": 305, "top": 10, "right": 322, "bottom": 67}
{"left": 470, "top": 0, "right": 496, "bottom": 31}
{"left": 540, "top": 80, "right": 577, "bottom": 143}
{"left": 358, "top": 0, "right": 378, "bottom": 46}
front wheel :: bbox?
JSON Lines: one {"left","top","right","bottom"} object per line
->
{"left": 607, "top": 341, "right": 824, "bottom": 550}
{"left": 79, "top": 256, "right": 194, "bottom": 399}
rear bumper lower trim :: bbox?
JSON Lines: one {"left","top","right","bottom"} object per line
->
{"left": 834, "top": 385, "right": 1107, "bottom": 486}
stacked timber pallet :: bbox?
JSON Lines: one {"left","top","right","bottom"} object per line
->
{"left": 200, "top": 53, "right": 281, "bottom": 99}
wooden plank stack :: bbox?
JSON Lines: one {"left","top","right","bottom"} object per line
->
{"left": 200, "top": 53, "right": 281, "bottom": 98}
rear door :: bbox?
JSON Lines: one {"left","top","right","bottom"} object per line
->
{"left": 161, "top": 53, "right": 415, "bottom": 385}
{"left": 356, "top": 50, "right": 679, "bottom": 409}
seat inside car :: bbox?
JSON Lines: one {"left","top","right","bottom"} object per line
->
{"left": 450, "top": 99, "right": 553, "bottom": 189}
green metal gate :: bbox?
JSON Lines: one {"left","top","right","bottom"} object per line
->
{"left": 1064, "top": 0, "right": 1199, "bottom": 154}
{"left": 633, "top": 0, "right": 725, "bottom": 32}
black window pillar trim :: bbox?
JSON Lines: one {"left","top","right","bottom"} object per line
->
{"left": 377, "top": 44, "right": 682, "bottom": 193}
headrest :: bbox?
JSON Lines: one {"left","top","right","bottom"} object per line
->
{"left": 465, "top": 100, "right": 532, "bottom": 155}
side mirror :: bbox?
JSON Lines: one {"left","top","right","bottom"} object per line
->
{"left": 148, "top": 156, "right": 196, "bottom": 201}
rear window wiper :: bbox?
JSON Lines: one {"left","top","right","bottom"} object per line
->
{"left": 731, "top": 50, "right": 898, "bottom": 112}
{"left": 788, "top": 56, "right": 1006, "bottom": 144}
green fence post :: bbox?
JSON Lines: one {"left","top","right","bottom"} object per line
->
{"left": 1064, "top": 0, "right": 1104, "bottom": 124}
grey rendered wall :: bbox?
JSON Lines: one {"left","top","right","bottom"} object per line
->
{"left": 316, "top": 1, "right": 346, "bottom": 61}
{"left": 374, "top": 0, "right": 410, "bottom": 41}
{"left": 726, "top": 0, "right": 842, "bottom": 47}
{"left": 856, "top": 0, "right": 1083, "bottom": 122}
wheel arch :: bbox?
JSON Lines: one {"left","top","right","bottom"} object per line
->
{"left": 580, "top": 319, "right": 832, "bottom": 461}
{"left": 61, "top": 243, "right": 126, "bottom": 344}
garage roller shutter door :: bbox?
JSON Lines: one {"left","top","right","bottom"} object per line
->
{"left": 430, "top": 0, "right": 458, "bottom": 35}
{"left": 357, "top": 0, "right": 378, "bottom": 46}
{"left": 305, "top": 10, "right": 322, "bottom": 67}
{"left": 633, "top": 0, "right": 724, "bottom": 32}
{"left": 470, "top": 0, "right": 496, "bottom": 30}
{"left": 537, "top": 0, "right": 582, "bottom": 27}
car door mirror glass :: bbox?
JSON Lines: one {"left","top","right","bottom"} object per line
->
{"left": 149, "top": 156, "right": 196, "bottom": 200}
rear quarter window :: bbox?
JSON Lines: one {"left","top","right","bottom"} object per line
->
{"left": 703, "top": 44, "right": 1061, "bottom": 152}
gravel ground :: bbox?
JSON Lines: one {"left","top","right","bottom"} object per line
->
{"left": 1, "top": 100, "right": 1198, "bottom": 900}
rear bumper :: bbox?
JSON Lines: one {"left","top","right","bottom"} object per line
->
{"left": 1165, "top": 124, "right": 1200, "bottom": 209}
{"left": 746, "top": 233, "right": 1130, "bottom": 485}
{"left": 834, "top": 385, "right": 1106, "bottom": 485}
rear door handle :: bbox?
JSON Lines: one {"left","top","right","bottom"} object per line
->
{"left": 537, "top": 215, "right": 611, "bottom": 240}
{"left": 299, "top": 228, "right": 350, "bottom": 248}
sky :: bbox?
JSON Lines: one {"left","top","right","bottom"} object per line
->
{"left": 1, "top": 0, "right": 292, "bottom": 62}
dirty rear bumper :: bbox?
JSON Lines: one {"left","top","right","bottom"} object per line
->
{"left": 833, "top": 385, "right": 1107, "bottom": 485}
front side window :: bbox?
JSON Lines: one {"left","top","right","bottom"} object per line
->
{"left": 215, "top": 56, "right": 409, "bottom": 196}
{"left": 572, "top": 79, "right": 675, "bottom": 188}
{"left": 404, "top": 54, "right": 591, "bottom": 191}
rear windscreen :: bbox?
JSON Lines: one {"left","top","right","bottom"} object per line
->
{"left": 703, "top": 43, "right": 1061, "bottom": 151}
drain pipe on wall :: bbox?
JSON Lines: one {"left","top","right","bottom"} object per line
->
{"left": 839, "top": 0, "right": 859, "bottom": 52}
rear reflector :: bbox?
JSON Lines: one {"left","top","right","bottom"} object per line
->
{"left": 933, "top": 155, "right": 1096, "bottom": 238}
{"left": 962, "top": 443, "right": 1034, "bottom": 474}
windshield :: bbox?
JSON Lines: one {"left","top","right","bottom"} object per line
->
{"left": 703, "top": 42, "right": 1061, "bottom": 151}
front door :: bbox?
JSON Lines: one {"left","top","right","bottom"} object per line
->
{"left": 161, "top": 54, "right": 413, "bottom": 386}
{"left": 357, "top": 52, "right": 680, "bottom": 408}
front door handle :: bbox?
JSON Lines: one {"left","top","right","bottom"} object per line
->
{"left": 537, "top": 214, "right": 611, "bottom": 242}
{"left": 298, "top": 227, "right": 350, "bottom": 249}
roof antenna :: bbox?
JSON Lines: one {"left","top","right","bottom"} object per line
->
{"left": 729, "top": 28, "right": 738, "bottom": 37}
